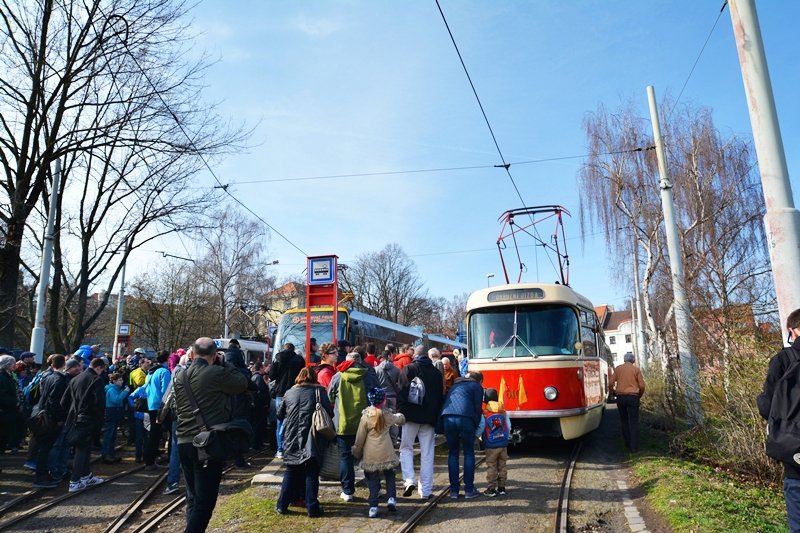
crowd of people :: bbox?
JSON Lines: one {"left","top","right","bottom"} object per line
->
{"left": 0, "top": 338, "right": 509, "bottom": 532}
{"left": 272, "top": 340, "right": 510, "bottom": 521}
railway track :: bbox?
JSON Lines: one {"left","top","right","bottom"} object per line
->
{"left": 106, "top": 448, "right": 268, "bottom": 533}
{"left": 0, "top": 443, "right": 129, "bottom": 518}
{"left": 555, "top": 440, "right": 582, "bottom": 533}
{"left": 402, "top": 439, "right": 583, "bottom": 533}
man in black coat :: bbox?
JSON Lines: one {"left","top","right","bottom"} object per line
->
{"left": 269, "top": 343, "right": 305, "bottom": 458}
{"left": 61, "top": 357, "right": 107, "bottom": 492}
{"left": 30, "top": 354, "right": 69, "bottom": 488}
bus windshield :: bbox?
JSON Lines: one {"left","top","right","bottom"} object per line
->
{"left": 468, "top": 304, "right": 580, "bottom": 359}
{"left": 275, "top": 310, "right": 348, "bottom": 356}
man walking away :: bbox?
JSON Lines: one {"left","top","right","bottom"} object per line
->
{"left": 61, "top": 357, "right": 107, "bottom": 492}
{"left": 757, "top": 308, "right": 800, "bottom": 532}
{"left": 173, "top": 337, "right": 248, "bottom": 533}
{"left": 398, "top": 345, "right": 444, "bottom": 499}
{"left": 610, "top": 352, "right": 645, "bottom": 453}
{"left": 440, "top": 370, "right": 484, "bottom": 499}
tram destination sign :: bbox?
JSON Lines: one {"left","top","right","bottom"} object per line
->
{"left": 487, "top": 288, "right": 545, "bottom": 302}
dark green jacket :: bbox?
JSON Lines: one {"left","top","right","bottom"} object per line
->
{"left": 173, "top": 359, "right": 248, "bottom": 444}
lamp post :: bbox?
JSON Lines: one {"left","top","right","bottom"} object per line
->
{"left": 486, "top": 273, "right": 495, "bottom": 287}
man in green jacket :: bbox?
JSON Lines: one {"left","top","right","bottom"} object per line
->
{"left": 173, "top": 337, "right": 248, "bottom": 533}
{"left": 328, "top": 352, "right": 379, "bottom": 502}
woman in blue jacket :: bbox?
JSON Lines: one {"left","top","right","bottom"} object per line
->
{"left": 143, "top": 352, "right": 171, "bottom": 469}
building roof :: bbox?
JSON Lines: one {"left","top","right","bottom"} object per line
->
{"left": 604, "top": 309, "right": 633, "bottom": 332}
{"left": 264, "top": 282, "right": 304, "bottom": 298}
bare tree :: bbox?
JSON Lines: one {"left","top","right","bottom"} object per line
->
{"left": 126, "top": 260, "right": 217, "bottom": 350}
{"left": 579, "top": 97, "right": 771, "bottom": 408}
{"left": 194, "top": 209, "right": 274, "bottom": 339}
{"left": 344, "top": 243, "right": 430, "bottom": 326}
{"left": 0, "top": 0, "right": 245, "bottom": 350}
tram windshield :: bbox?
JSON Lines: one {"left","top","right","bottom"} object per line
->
{"left": 468, "top": 304, "right": 580, "bottom": 359}
{"left": 275, "top": 310, "right": 348, "bottom": 356}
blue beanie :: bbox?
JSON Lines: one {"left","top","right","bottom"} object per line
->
{"left": 367, "top": 387, "right": 385, "bottom": 407}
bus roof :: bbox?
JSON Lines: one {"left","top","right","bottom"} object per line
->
{"left": 466, "top": 282, "right": 594, "bottom": 313}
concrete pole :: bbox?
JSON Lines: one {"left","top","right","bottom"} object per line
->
{"left": 224, "top": 304, "right": 230, "bottom": 339}
{"left": 647, "top": 86, "right": 704, "bottom": 425}
{"left": 729, "top": 0, "right": 800, "bottom": 341}
{"left": 631, "top": 233, "right": 648, "bottom": 371}
{"left": 112, "top": 242, "right": 129, "bottom": 362}
{"left": 30, "top": 160, "right": 62, "bottom": 364}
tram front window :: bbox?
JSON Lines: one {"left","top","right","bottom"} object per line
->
{"left": 275, "top": 310, "right": 348, "bottom": 356}
{"left": 469, "top": 305, "right": 580, "bottom": 359}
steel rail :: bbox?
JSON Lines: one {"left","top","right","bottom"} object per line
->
{"left": 103, "top": 471, "right": 168, "bottom": 533}
{"left": 554, "top": 440, "right": 582, "bottom": 533}
{"left": 130, "top": 449, "right": 265, "bottom": 533}
{"left": 0, "top": 443, "right": 129, "bottom": 517}
{"left": 0, "top": 464, "right": 146, "bottom": 530}
{"left": 393, "top": 456, "right": 486, "bottom": 533}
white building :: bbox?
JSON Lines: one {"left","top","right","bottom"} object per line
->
{"left": 596, "top": 305, "right": 636, "bottom": 367}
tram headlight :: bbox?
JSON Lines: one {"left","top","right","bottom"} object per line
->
{"left": 576, "top": 368, "right": 584, "bottom": 380}
{"left": 544, "top": 386, "right": 558, "bottom": 401}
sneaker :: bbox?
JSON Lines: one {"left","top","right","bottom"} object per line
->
{"left": 68, "top": 480, "right": 85, "bottom": 492}
{"left": 340, "top": 491, "right": 353, "bottom": 502}
{"left": 368, "top": 506, "right": 379, "bottom": 518}
{"left": 164, "top": 482, "right": 180, "bottom": 495}
{"left": 387, "top": 497, "right": 397, "bottom": 512}
{"left": 449, "top": 490, "right": 459, "bottom": 499}
{"left": 402, "top": 484, "right": 415, "bottom": 497}
{"left": 497, "top": 486, "right": 507, "bottom": 495}
{"left": 483, "top": 488, "right": 498, "bottom": 497}
{"left": 274, "top": 451, "right": 284, "bottom": 459}
{"left": 33, "top": 476, "right": 60, "bottom": 489}
{"left": 81, "top": 475, "right": 104, "bottom": 487}
{"left": 464, "top": 489, "right": 481, "bottom": 499}
{"left": 23, "top": 460, "right": 37, "bottom": 471}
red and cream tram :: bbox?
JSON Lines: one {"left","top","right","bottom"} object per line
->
{"left": 466, "top": 282, "right": 611, "bottom": 441}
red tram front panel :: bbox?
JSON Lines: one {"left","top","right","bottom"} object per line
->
{"left": 475, "top": 358, "right": 604, "bottom": 415}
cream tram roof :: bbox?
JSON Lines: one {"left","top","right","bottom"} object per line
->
{"left": 466, "top": 283, "right": 594, "bottom": 313}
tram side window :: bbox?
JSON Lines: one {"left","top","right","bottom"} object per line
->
{"left": 579, "top": 308, "right": 597, "bottom": 357}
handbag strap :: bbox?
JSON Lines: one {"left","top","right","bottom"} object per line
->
{"left": 181, "top": 367, "right": 209, "bottom": 431}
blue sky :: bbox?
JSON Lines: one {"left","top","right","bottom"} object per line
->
{"left": 137, "top": 1, "right": 799, "bottom": 310}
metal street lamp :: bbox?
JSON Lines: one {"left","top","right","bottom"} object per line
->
{"left": 486, "top": 273, "right": 495, "bottom": 287}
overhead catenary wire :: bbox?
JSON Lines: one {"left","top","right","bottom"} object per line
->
{"left": 221, "top": 148, "right": 646, "bottom": 186}
{"left": 668, "top": 1, "right": 729, "bottom": 118}
{"left": 436, "top": 0, "right": 562, "bottom": 279}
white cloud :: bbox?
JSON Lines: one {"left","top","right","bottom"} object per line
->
{"left": 290, "top": 14, "right": 342, "bottom": 37}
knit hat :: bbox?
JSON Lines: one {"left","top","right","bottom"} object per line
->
{"left": 65, "top": 358, "right": 81, "bottom": 370}
{"left": 367, "top": 387, "right": 385, "bottom": 407}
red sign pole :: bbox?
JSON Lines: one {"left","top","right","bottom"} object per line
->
{"left": 306, "top": 255, "right": 339, "bottom": 366}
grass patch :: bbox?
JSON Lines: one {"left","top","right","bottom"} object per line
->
{"left": 208, "top": 487, "right": 322, "bottom": 533}
{"left": 632, "top": 418, "right": 787, "bottom": 532}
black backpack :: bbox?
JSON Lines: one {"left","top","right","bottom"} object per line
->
{"left": 766, "top": 347, "right": 800, "bottom": 464}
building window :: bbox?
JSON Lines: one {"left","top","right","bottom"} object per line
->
{"left": 609, "top": 336, "right": 616, "bottom": 344}
{"left": 625, "top": 334, "right": 631, "bottom": 343}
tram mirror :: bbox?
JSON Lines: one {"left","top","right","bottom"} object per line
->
{"left": 574, "top": 341, "right": 582, "bottom": 354}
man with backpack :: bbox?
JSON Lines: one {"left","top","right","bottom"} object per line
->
{"left": 398, "top": 345, "right": 444, "bottom": 499}
{"left": 757, "top": 308, "right": 800, "bottom": 532}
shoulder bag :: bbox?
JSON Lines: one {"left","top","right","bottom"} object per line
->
{"left": 181, "top": 369, "right": 253, "bottom": 462}
{"left": 312, "top": 387, "right": 336, "bottom": 440}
